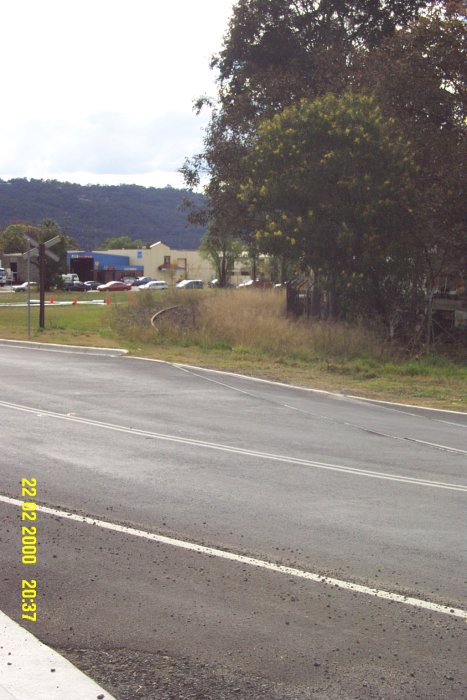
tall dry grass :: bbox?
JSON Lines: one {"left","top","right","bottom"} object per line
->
{"left": 197, "top": 289, "right": 387, "bottom": 359}
{"left": 115, "top": 288, "right": 390, "bottom": 361}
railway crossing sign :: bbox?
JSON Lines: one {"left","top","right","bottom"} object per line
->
{"left": 22, "top": 234, "right": 61, "bottom": 332}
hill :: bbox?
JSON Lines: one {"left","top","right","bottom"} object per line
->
{"left": 0, "top": 178, "right": 206, "bottom": 250}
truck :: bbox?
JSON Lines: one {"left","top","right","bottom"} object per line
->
{"left": 61, "top": 273, "right": 80, "bottom": 285}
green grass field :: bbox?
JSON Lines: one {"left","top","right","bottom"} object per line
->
{"left": 0, "top": 288, "right": 465, "bottom": 410}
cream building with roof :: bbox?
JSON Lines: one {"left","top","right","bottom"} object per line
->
{"left": 97, "top": 241, "right": 249, "bottom": 285}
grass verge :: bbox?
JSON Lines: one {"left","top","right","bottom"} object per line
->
{"left": 0, "top": 288, "right": 465, "bottom": 410}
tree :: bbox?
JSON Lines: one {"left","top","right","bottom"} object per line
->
{"left": 199, "top": 221, "right": 243, "bottom": 286}
{"left": 182, "top": 0, "right": 430, "bottom": 255}
{"left": 214, "top": 0, "right": 430, "bottom": 124}
{"left": 357, "top": 8, "right": 466, "bottom": 301}
{"left": 239, "top": 91, "right": 418, "bottom": 326}
{"left": 101, "top": 235, "right": 143, "bottom": 249}
{"left": 0, "top": 223, "right": 40, "bottom": 254}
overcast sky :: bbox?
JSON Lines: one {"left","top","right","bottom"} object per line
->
{"left": 0, "top": 0, "right": 236, "bottom": 189}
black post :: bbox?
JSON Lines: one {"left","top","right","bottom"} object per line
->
{"left": 39, "top": 242, "right": 45, "bottom": 329}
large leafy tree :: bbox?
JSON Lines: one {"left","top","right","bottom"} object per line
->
{"left": 214, "top": 0, "right": 430, "bottom": 123}
{"left": 183, "top": 0, "right": 429, "bottom": 234}
{"left": 0, "top": 223, "right": 40, "bottom": 254}
{"left": 357, "top": 7, "right": 466, "bottom": 298}
{"left": 239, "top": 92, "right": 419, "bottom": 325}
{"left": 183, "top": 0, "right": 464, "bottom": 339}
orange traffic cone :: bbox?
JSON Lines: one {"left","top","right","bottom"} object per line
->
{"left": 49, "top": 295, "right": 54, "bottom": 304}
{"left": 128, "top": 293, "right": 133, "bottom": 303}
{"left": 105, "top": 295, "right": 110, "bottom": 305}
{"left": 73, "top": 296, "right": 77, "bottom": 305}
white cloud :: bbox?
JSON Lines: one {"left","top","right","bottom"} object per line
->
{"left": 0, "top": 0, "right": 235, "bottom": 187}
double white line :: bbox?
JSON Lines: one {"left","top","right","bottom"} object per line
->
{"left": 0, "top": 399, "right": 465, "bottom": 492}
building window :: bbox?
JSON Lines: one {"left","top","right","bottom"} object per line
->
{"left": 164, "top": 255, "right": 171, "bottom": 265}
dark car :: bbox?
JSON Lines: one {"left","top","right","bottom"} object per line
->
{"left": 64, "top": 281, "right": 87, "bottom": 292}
{"left": 132, "top": 276, "right": 153, "bottom": 286}
{"left": 83, "top": 280, "right": 100, "bottom": 290}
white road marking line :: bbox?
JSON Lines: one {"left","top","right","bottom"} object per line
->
{"left": 0, "top": 399, "right": 465, "bottom": 491}
{"left": 174, "top": 364, "right": 467, "bottom": 455}
{"left": 169, "top": 360, "right": 467, "bottom": 416}
{"left": 282, "top": 403, "right": 467, "bottom": 455}
{"left": 0, "top": 495, "right": 465, "bottom": 621}
{"left": 344, "top": 393, "right": 467, "bottom": 417}
{"left": 1, "top": 340, "right": 465, "bottom": 415}
{"left": 6, "top": 400, "right": 467, "bottom": 489}
{"left": 0, "top": 339, "right": 127, "bottom": 356}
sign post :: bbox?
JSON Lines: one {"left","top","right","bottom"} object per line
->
{"left": 23, "top": 234, "right": 61, "bottom": 331}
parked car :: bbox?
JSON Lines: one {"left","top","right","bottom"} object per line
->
{"left": 176, "top": 279, "right": 204, "bottom": 289}
{"left": 237, "top": 279, "right": 273, "bottom": 289}
{"left": 132, "top": 276, "right": 153, "bottom": 286}
{"left": 83, "top": 280, "right": 101, "bottom": 290}
{"left": 64, "top": 281, "right": 86, "bottom": 292}
{"left": 139, "top": 280, "right": 168, "bottom": 290}
{"left": 13, "top": 281, "right": 38, "bottom": 292}
{"left": 121, "top": 277, "right": 137, "bottom": 285}
{"left": 97, "top": 280, "right": 132, "bottom": 292}
{"left": 208, "top": 278, "right": 234, "bottom": 288}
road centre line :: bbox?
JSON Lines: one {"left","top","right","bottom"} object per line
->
{"left": 0, "top": 399, "right": 465, "bottom": 492}
{"left": 0, "top": 494, "right": 465, "bottom": 620}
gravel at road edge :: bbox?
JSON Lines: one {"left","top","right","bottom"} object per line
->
{"left": 58, "top": 647, "right": 313, "bottom": 700}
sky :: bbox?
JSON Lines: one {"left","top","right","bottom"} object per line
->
{"left": 0, "top": 0, "right": 237, "bottom": 190}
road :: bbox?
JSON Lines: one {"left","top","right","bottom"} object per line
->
{"left": 0, "top": 342, "right": 466, "bottom": 699}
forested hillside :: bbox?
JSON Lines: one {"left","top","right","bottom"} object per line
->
{"left": 0, "top": 178, "right": 205, "bottom": 249}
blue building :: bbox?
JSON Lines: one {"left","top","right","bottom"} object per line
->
{"left": 67, "top": 251, "right": 144, "bottom": 282}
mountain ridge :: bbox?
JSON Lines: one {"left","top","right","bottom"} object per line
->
{"left": 0, "top": 178, "right": 206, "bottom": 250}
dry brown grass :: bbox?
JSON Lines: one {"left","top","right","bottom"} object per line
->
{"left": 163, "top": 288, "right": 388, "bottom": 361}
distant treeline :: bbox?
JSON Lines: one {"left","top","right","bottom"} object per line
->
{"left": 0, "top": 178, "right": 206, "bottom": 250}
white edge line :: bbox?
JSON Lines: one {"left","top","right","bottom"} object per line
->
{"left": 0, "top": 495, "right": 465, "bottom": 621}
{"left": 0, "top": 339, "right": 127, "bottom": 355}
{"left": 1, "top": 339, "right": 464, "bottom": 415}
{"left": 126, "top": 356, "right": 467, "bottom": 417}
{"left": 344, "top": 393, "right": 467, "bottom": 416}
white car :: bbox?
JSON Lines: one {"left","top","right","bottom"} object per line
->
{"left": 176, "top": 279, "right": 204, "bottom": 289}
{"left": 13, "top": 281, "right": 38, "bottom": 292}
{"left": 139, "top": 280, "right": 168, "bottom": 290}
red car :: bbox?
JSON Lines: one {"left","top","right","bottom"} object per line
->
{"left": 97, "top": 280, "right": 132, "bottom": 292}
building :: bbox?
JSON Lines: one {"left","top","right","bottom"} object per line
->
{"left": 68, "top": 241, "right": 251, "bottom": 285}
{"left": 2, "top": 252, "right": 38, "bottom": 284}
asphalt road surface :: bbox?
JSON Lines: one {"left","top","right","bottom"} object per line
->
{"left": 0, "top": 342, "right": 466, "bottom": 700}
